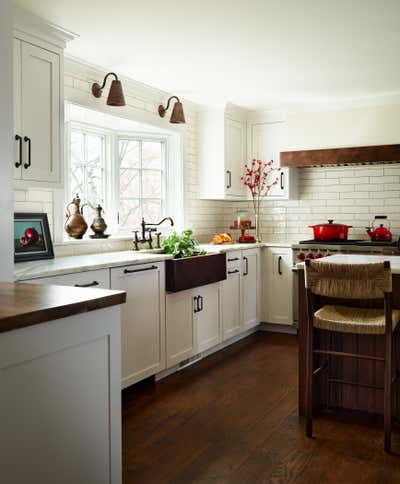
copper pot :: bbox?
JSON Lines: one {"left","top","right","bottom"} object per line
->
{"left": 309, "top": 220, "right": 352, "bottom": 241}
{"left": 65, "top": 194, "right": 88, "bottom": 239}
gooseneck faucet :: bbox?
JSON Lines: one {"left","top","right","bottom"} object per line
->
{"left": 133, "top": 217, "right": 175, "bottom": 251}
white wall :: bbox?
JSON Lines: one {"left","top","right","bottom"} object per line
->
{"left": 0, "top": 0, "right": 14, "bottom": 281}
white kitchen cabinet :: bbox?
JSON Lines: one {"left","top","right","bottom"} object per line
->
{"left": 248, "top": 121, "right": 297, "bottom": 200}
{"left": 25, "top": 268, "right": 110, "bottom": 289}
{"left": 13, "top": 8, "right": 73, "bottom": 187}
{"left": 166, "top": 288, "right": 197, "bottom": 367}
{"left": 111, "top": 262, "right": 166, "bottom": 388}
{"left": 264, "top": 247, "right": 294, "bottom": 325}
{"left": 195, "top": 283, "right": 221, "bottom": 353}
{"left": 199, "top": 104, "right": 248, "bottom": 200}
{"left": 222, "top": 266, "right": 242, "bottom": 340}
{"left": 242, "top": 248, "right": 260, "bottom": 330}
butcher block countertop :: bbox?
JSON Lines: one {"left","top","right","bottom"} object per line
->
{"left": 0, "top": 282, "right": 126, "bottom": 334}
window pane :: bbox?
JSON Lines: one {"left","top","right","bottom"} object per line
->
{"left": 142, "top": 170, "right": 162, "bottom": 198}
{"left": 87, "top": 134, "right": 102, "bottom": 164}
{"left": 119, "top": 140, "right": 140, "bottom": 168}
{"left": 142, "top": 141, "right": 163, "bottom": 169}
{"left": 143, "top": 199, "right": 162, "bottom": 223}
{"left": 86, "top": 164, "right": 103, "bottom": 206}
{"left": 71, "top": 131, "right": 84, "bottom": 163}
{"left": 120, "top": 169, "right": 140, "bottom": 198}
{"left": 119, "top": 199, "right": 141, "bottom": 228}
{"left": 70, "top": 165, "right": 85, "bottom": 199}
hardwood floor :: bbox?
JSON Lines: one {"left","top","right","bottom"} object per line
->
{"left": 122, "top": 332, "right": 400, "bottom": 483}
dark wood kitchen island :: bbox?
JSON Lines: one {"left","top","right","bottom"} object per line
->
{"left": 297, "top": 254, "right": 400, "bottom": 418}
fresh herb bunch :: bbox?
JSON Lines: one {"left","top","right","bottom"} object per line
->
{"left": 161, "top": 229, "right": 206, "bottom": 259}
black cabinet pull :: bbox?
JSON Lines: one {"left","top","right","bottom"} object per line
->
{"left": 228, "top": 257, "right": 239, "bottom": 262}
{"left": 124, "top": 265, "right": 157, "bottom": 274}
{"left": 23, "top": 136, "right": 31, "bottom": 169}
{"left": 280, "top": 171, "right": 284, "bottom": 190}
{"left": 199, "top": 295, "right": 204, "bottom": 312}
{"left": 278, "top": 256, "right": 282, "bottom": 275}
{"left": 228, "top": 269, "right": 239, "bottom": 274}
{"left": 243, "top": 256, "right": 249, "bottom": 276}
{"left": 226, "top": 170, "right": 232, "bottom": 189}
{"left": 74, "top": 281, "right": 99, "bottom": 288}
{"left": 194, "top": 295, "right": 199, "bottom": 313}
{"left": 15, "top": 134, "right": 22, "bottom": 168}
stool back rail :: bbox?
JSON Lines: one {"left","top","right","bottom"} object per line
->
{"left": 304, "top": 259, "right": 399, "bottom": 453}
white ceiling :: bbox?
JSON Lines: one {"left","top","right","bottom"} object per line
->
{"left": 14, "top": 0, "right": 400, "bottom": 109}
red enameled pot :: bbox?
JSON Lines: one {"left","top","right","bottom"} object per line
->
{"left": 309, "top": 219, "right": 353, "bottom": 241}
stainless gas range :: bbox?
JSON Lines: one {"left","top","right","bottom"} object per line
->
{"left": 291, "top": 239, "right": 400, "bottom": 266}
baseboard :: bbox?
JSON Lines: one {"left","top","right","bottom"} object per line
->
{"left": 260, "top": 322, "right": 298, "bottom": 335}
{"left": 156, "top": 325, "right": 261, "bottom": 381}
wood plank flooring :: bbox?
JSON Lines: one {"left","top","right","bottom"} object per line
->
{"left": 122, "top": 332, "right": 400, "bottom": 483}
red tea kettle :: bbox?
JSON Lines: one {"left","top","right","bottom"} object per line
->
{"left": 366, "top": 215, "right": 392, "bottom": 242}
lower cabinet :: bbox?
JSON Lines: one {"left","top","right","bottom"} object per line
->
{"left": 111, "top": 262, "right": 166, "bottom": 389}
{"left": 242, "top": 248, "right": 260, "bottom": 330}
{"left": 222, "top": 267, "right": 242, "bottom": 340}
{"left": 264, "top": 247, "right": 294, "bottom": 325}
{"left": 166, "top": 282, "right": 222, "bottom": 367}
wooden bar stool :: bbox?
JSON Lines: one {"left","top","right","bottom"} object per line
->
{"left": 304, "top": 259, "right": 400, "bottom": 453}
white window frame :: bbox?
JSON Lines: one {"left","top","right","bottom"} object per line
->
{"left": 64, "top": 120, "right": 181, "bottom": 240}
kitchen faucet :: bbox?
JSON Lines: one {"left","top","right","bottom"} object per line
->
{"left": 133, "top": 217, "right": 174, "bottom": 251}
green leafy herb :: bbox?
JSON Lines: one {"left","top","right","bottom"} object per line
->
{"left": 161, "top": 229, "right": 206, "bottom": 259}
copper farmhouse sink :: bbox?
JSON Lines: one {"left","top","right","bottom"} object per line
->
{"left": 165, "top": 252, "right": 226, "bottom": 292}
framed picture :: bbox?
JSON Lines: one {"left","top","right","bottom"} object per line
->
{"left": 14, "top": 213, "right": 54, "bottom": 263}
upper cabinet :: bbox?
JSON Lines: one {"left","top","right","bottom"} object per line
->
{"left": 199, "top": 104, "right": 247, "bottom": 200}
{"left": 13, "top": 7, "right": 75, "bottom": 188}
{"left": 247, "top": 120, "right": 297, "bottom": 200}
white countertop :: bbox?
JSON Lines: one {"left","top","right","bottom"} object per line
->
{"left": 296, "top": 254, "right": 400, "bottom": 274}
{"left": 15, "top": 241, "right": 294, "bottom": 281}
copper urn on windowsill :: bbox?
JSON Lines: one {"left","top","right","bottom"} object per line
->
{"left": 90, "top": 204, "right": 110, "bottom": 239}
{"left": 64, "top": 194, "right": 88, "bottom": 239}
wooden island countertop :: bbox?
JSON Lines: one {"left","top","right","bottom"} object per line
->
{"left": 0, "top": 282, "right": 126, "bottom": 333}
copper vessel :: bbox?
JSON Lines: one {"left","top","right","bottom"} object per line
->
{"left": 65, "top": 194, "right": 88, "bottom": 239}
{"left": 90, "top": 204, "right": 109, "bottom": 239}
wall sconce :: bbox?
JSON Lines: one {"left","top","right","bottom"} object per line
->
{"left": 91, "top": 72, "right": 126, "bottom": 106}
{"left": 158, "top": 96, "right": 186, "bottom": 124}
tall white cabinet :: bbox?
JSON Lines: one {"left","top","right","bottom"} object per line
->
{"left": 199, "top": 104, "right": 248, "bottom": 200}
{"left": 13, "top": 7, "right": 74, "bottom": 187}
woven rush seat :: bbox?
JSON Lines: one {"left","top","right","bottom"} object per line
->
{"left": 314, "top": 304, "right": 400, "bottom": 335}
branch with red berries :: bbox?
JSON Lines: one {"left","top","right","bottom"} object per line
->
{"left": 241, "top": 159, "right": 280, "bottom": 214}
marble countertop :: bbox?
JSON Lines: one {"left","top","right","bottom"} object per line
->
{"left": 15, "top": 241, "right": 294, "bottom": 281}
{"left": 296, "top": 254, "right": 400, "bottom": 274}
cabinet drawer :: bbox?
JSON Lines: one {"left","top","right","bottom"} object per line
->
{"left": 23, "top": 269, "right": 110, "bottom": 289}
{"left": 226, "top": 251, "right": 242, "bottom": 272}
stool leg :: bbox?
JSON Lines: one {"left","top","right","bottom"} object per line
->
{"left": 384, "top": 330, "right": 393, "bottom": 453}
{"left": 306, "top": 319, "right": 313, "bottom": 438}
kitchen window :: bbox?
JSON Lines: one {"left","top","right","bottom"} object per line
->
{"left": 64, "top": 103, "right": 182, "bottom": 239}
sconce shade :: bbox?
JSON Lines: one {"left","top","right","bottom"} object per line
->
{"left": 170, "top": 101, "right": 186, "bottom": 124}
{"left": 91, "top": 72, "right": 126, "bottom": 107}
{"left": 158, "top": 96, "right": 186, "bottom": 124}
{"left": 107, "top": 79, "right": 126, "bottom": 106}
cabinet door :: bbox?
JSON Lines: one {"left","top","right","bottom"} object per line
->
{"left": 20, "top": 41, "right": 60, "bottom": 183}
{"left": 24, "top": 268, "right": 110, "bottom": 289}
{"left": 13, "top": 39, "right": 22, "bottom": 180}
{"left": 196, "top": 283, "right": 221, "bottom": 352}
{"left": 242, "top": 249, "right": 260, "bottom": 329}
{"left": 250, "top": 122, "right": 288, "bottom": 198}
{"left": 225, "top": 118, "right": 245, "bottom": 197}
{"left": 166, "top": 289, "right": 196, "bottom": 367}
{"left": 266, "top": 248, "right": 294, "bottom": 325}
{"left": 111, "top": 263, "right": 165, "bottom": 388}
{"left": 222, "top": 268, "right": 242, "bottom": 340}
